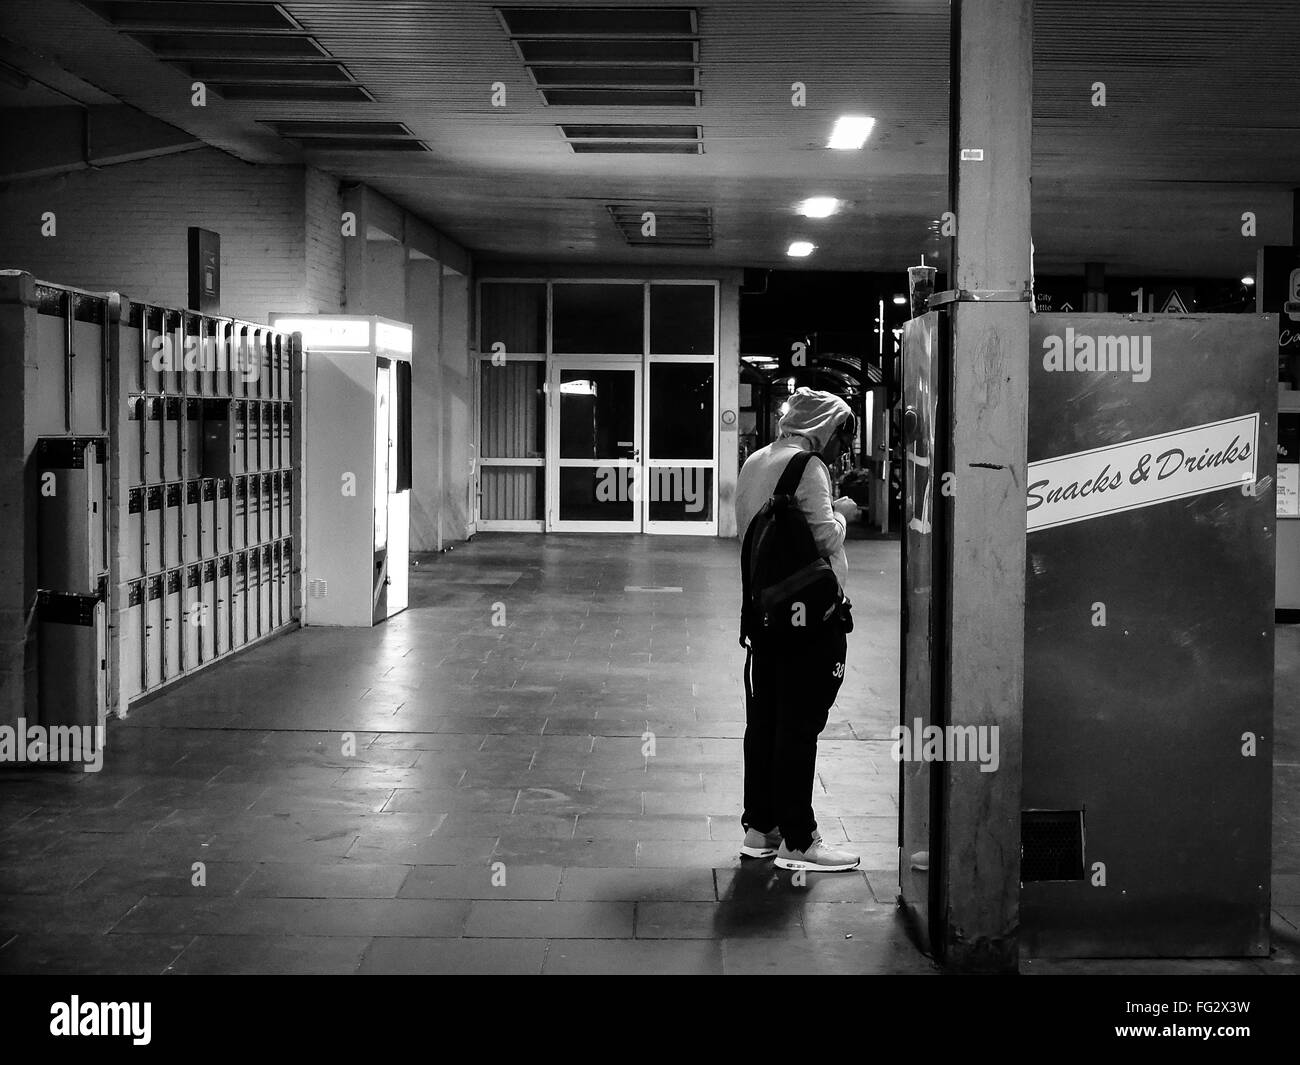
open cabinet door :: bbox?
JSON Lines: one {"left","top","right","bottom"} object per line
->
{"left": 899, "top": 311, "right": 947, "bottom": 956}
{"left": 372, "top": 361, "right": 391, "bottom": 624}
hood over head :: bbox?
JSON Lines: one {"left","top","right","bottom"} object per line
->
{"left": 776, "top": 387, "right": 854, "bottom": 451}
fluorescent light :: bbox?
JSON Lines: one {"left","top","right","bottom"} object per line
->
{"left": 828, "top": 115, "right": 875, "bottom": 150}
{"left": 560, "top": 379, "right": 597, "bottom": 395}
{"left": 798, "top": 196, "right": 839, "bottom": 218}
{"left": 892, "top": 294, "right": 907, "bottom": 305}
{"left": 1241, "top": 275, "right": 1255, "bottom": 286}
{"left": 787, "top": 241, "right": 815, "bottom": 258}
{"left": 271, "top": 316, "right": 370, "bottom": 349}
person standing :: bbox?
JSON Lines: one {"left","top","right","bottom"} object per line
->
{"left": 734, "top": 388, "right": 862, "bottom": 872}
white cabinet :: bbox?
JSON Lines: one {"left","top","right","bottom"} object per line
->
{"left": 270, "top": 314, "right": 412, "bottom": 627}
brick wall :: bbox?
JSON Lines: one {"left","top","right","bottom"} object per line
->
{"left": 0, "top": 148, "right": 344, "bottom": 323}
{"left": 304, "top": 167, "right": 344, "bottom": 313}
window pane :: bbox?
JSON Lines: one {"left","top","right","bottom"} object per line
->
{"left": 552, "top": 283, "right": 644, "bottom": 354}
{"left": 649, "top": 362, "right": 713, "bottom": 460}
{"left": 648, "top": 468, "right": 713, "bottom": 522}
{"left": 480, "top": 466, "right": 544, "bottom": 520}
{"left": 650, "top": 284, "right": 715, "bottom": 355}
{"left": 480, "top": 360, "right": 545, "bottom": 459}
{"left": 559, "top": 369, "right": 636, "bottom": 460}
{"left": 559, "top": 467, "right": 634, "bottom": 521}
{"left": 480, "top": 282, "right": 546, "bottom": 354}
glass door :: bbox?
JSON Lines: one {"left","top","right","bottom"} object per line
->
{"left": 546, "top": 358, "right": 642, "bottom": 531}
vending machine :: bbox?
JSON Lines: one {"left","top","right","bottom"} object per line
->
{"left": 269, "top": 314, "right": 412, "bottom": 627}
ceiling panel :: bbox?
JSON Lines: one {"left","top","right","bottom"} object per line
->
{"left": 0, "top": 0, "right": 1295, "bottom": 276}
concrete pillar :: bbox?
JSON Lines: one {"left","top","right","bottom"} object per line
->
{"left": 718, "top": 280, "right": 741, "bottom": 537}
{"left": 440, "top": 268, "right": 473, "bottom": 541}
{"left": 1084, "top": 261, "right": 1107, "bottom": 312}
{"left": 407, "top": 256, "right": 444, "bottom": 552}
{"left": 939, "top": 0, "right": 1032, "bottom": 972}
{"left": 0, "top": 272, "right": 38, "bottom": 731}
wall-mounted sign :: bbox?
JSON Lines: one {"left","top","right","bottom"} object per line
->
{"left": 187, "top": 227, "right": 220, "bottom": 313}
{"left": 1027, "top": 413, "right": 1258, "bottom": 532}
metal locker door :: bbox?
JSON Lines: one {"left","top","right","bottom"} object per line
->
{"left": 140, "top": 306, "right": 162, "bottom": 394}
{"left": 184, "top": 318, "right": 203, "bottom": 397}
{"left": 124, "top": 396, "right": 144, "bottom": 484}
{"left": 216, "top": 479, "right": 231, "bottom": 555}
{"left": 164, "top": 398, "right": 183, "bottom": 482}
{"left": 164, "top": 484, "right": 182, "bottom": 570}
{"left": 247, "top": 474, "right": 261, "bottom": 547}
{"left": 215, "top": 555, "right": 231, "bottom": 657}
{"left": 200, "top": 479, "right": 216, "bottom": 558}
{"left": 35, "top": 437, "right": 106, "bottom": 594}
{"left": 258, "top": 403, "right": 271, "bottom": 473}
{"left": 144, "top": 398, "right": 163, "bottom": 483}
{"left": 259, "top": 545, "right": 273, "bottom": 634}
{"left": 268, "top": 403, "right": 281, "bottom": 470}
{"left": 257, "top": 330, "right": 273, "bottom": 400}
{"left": 246, "top": 547, "right": 261, "bottom": 637}
{"left": 201, "top": 399, "right": 232, "bottom": 479}
{"left": 277, "top": 538, "right": 290, "bottom": 626}
{"left": 259, "top": 472, "right": 273, "bottom": 543}
{"left": 164, "top": 569, "right": 183, "bottom": 680}
{"left": 279, "top": 469, "right": 292, "bottom": 538}
{"left": 145, "top": 575, "right": 164, "bottom": 689}
{"left": 145, "top": 486, "right": 164, "bottom": 575}
{"left": 184, "top": 399, "right": 202, "bottom": 480}
{"left": 200, "top": 560, "right": 217, "bottom": 664}
{"left": 184, "top": 480, "right": 200, "bottom": 565}
{"left": 122, "top": 580, "right": 145, "bottom": 703}
{"left": 232, "top": 401, "right": 248, "bottom": 477}
{"left": 278, "top": 336, "right": 290, "bottom": 398}
{"left": 231, "top": 327, "right": 248, "bottom": 400}
{"left": 231, "top": 552, "right": 247, "bottom": 648}
{"left": 232, "top": 476, "right": 247, "bottom": 552}
{"left": 124, "top": 487, "right": 144, "bottom": 582}
{"left": 268, "top": 471, "right": 281, "bottom": 542}
{"left": 280, "top": 404, "right": 292, "bottom": 468}
{"left": 184, "top": 565, "right": 202, "bottom": 673}
{"left": 159, "top": 310, "right": 182, "bottom": 395}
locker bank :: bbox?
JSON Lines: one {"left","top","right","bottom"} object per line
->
{"left": 0, "top": 0, "right": 1298, "bottom": 980}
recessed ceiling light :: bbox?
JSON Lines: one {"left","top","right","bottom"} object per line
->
{"left": 892, "top": 294, "right": 907, "bottom": 305}
{"left": 828, "top": 115, "right": 875, "bottom": 150}
{"left": 787, "top": 241, "right": 815, "bottom": 258}
{"left": 1241, "top": 275, "right": 1256, "bottom": 286}
{"left": 798, "top": 197, "right": 839, "bottom": 218}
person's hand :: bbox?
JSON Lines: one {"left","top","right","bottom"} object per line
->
{"left": 832, "top": 495, "right": 859, "bottom": 521}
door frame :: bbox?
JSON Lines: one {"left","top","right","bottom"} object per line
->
{"left": 545, "top": 356, "right": 643, "bottom": 532}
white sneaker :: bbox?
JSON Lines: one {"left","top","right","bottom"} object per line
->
{"left": 775, "top": 833, "right": 860, "bottom": 872}
{"left": 740, "top": 826, "right": 783, "bottom": 859}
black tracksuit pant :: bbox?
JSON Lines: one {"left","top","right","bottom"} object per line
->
{"left": 741, "top": 627, "right": 848, "bottom": 852}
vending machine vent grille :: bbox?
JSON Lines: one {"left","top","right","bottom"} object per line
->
{"left": 1021, "top": 810, "right": 1085, "bottom": 882}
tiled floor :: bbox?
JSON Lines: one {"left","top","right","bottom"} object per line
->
{"left": 0, "top": 533, "right": 1295, "bottom": 975}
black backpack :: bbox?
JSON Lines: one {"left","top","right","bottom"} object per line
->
{"left": 739, "top": 450, "right": 849, "bottom": 647}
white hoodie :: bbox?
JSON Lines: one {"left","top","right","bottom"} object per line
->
{"left": 735, "top": 388, "right": 852, "bottom": 588}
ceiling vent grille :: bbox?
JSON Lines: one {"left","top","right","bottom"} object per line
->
{"left": 562, "top": 124, "right": 701, "bottom": 155}
{"left": 78, "top": 2, "right": 376, "bottom": 105}
{"left": 607, "top": 204, "right": 713, "bottom": 247}
{"left": 498, "top": 6, "right": 701, "bottom": 108}
{"left": 262, "top": 120, "right": 430, "bottom": 153}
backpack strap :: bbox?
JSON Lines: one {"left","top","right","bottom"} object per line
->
{"left": 773, "top": 448, "right": 819, "bottom": 499}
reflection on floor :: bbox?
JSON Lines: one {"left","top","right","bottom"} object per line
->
{"left": 0, "top": 533, "right": 1295, "bottom": 974}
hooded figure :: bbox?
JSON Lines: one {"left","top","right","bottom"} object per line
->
{"left": 735, "top": 387, "right": 856, "bottom": 586}
{"left": 733, "top": 386, "right": 862, "bottom": 873}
